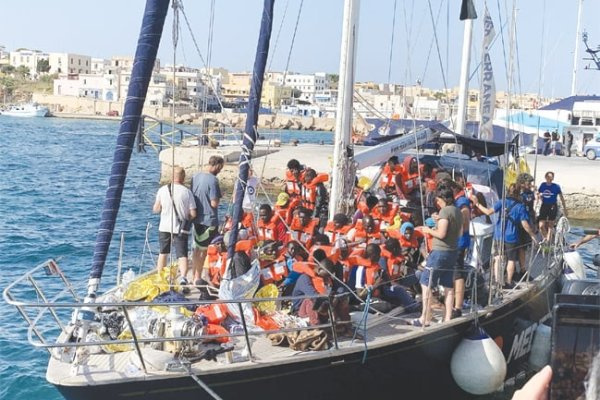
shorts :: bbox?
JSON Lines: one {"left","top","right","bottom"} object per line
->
{"left": 495, "top": 240, "right": 519, "bottom": 261}
{"left": 419, "top": 250, "right": 458, "bottom": 289}
{"left": 193, "top": 223, "right": 217, "bottom": 249}
{"left": 538, "top": 203, "right": 558, "bottom": 221}
{"left": 453, "top": 247, "right": 467, "bottom": 281}
{"left": 159, "top": 231, "right": 189, "bottom": 259}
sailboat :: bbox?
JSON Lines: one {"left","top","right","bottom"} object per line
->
{"left": 3, "top": 1, "right": 588, "bottom": 399}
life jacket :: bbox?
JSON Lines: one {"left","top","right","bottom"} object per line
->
{"left": 292, "top": 262, "right": 327, "bottom": 294}
{"left": 206, "top": 244, "right": 227, "bottom": 287}
{"left": 380, "top": 247, "right": 405, "bottom": 281}
{"left": 274, "top": 196, "right": 300, "bottom": 226}
{"left": 399, "top": 157, "right": 420, "bottom": 196}
{"left": 419, "top": 164, "right": 437, "bottom": 181}
{"left": 351, "top": 219, "right": 382, "bottom": 245}
{"left": 372, "top": 204, "right": 399, "bottom": 230}
{"left": 285, "top": 169, "right": 304, "bottom": 197}
{"left": 195, "top": 303, "right": 230, "bottom": 325}
{"left": 300, "top": 173, "right": 329, "bottom": 211}
{"left": 204, "top": 323, "right": 230, "bottom": 343}
{"left": 310, "top": 244, "right": 340, "bottom": 264}
{"left": 235, "top": 238, "right": 256, "bottom": 255}
{"left": 257, "top": 215, "right": 286, "bottom": 243}
{"left": 348, "top": 255, "right": 382, "bottom": 295}
{"left": 224, "top": 212, "right": 256, "bottom": 237}
{"left": 414, "top": 226, "right": 433, "bottom": 253}
{"left": 259, "top": 254, "right": 289, "bottom": 285}
{"left": 323, "top": 221, "right": 352, "bottom": 243}
{"left": 356, "top": 199, "right": 375, "bottom": 217}
{"left": 289, "top": 216, "right": 319, "bottom": 248}
{"left": 380, "top": 164, "right": 402, "bottom": 190}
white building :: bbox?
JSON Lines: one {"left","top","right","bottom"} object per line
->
{"left": 112, "top": 56, "right": 160, "bottom": 74}
{"left": 119, "top": 71, "right": 170, "bottom": 106}
{"left": 267, "top": 71, "right": 330, "bottom": 104}
{"left": 91, "top": 58, "right": 110, "bottom": 74}
{"left": 9, "top": 49, "right": 48, "bottom": 77}
{"left": 48, "top": 53, "right": 92, "bottom": 75}
{"left": 0, "top": 45, "right": 8, "bottom": 61}
{"left": 53, "top": 71, "right": 119, "bottom": 101}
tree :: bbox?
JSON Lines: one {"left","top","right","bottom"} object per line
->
{"left": 15, "top": 65, "right": 30, "bottom": 78}
{"left": 37, "top": 59, "right": 50, "bottom": 73}
{"left": 1, "top": 65, "right": 15, "bottom": 75}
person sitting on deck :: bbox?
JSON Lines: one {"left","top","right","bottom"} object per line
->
{"left": 347, "top": 215, "right": 383, "bottom": 246}
{"left": 395, "top": 156, "right": 421, "bottom": 202}
{"left": 388, "top": 222, "right": 426, "bottom": 270}
{"left": 380, "top": 156, "right": 403, "bottom": 196}
{"left": 301, "top": 168, "right": 329, "bottom": 228}
{"left": 372, "top": 198, "right": 399, "bottom": 231}
{"left": 257, "top": 203, "right": 288, "bottom": 245}
{"left": 291, "top": 258, "right": 351, "bottom": 335}
{"left": 274, "top": 192, "right": 300, "bottom": 226}
{"left": 257, "top": 240, "right": 289, "bottom": 287}
{"left": 324, "top": 213, "right": 353, "bottom": 243}
{"left": 353, "top": 194, "right": 379, "bottom": 224}
{"left": 284, "top": 159, "right": 305, "bottom": 199}
{"left": 309, "top": 234, "right": 340, "bottom": 265}
{"left": 279, "top": 241, "right": 309, "bottom": 294}
{"left": 205, "top": 237, "right": 227, "bottom": 288}
{"left": 289, "top": 207, "right": 320, "bottom": 249}
{"left": 378, "top": 239, "right": 421, "bottom": 312}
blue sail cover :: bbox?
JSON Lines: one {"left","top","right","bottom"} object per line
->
{"left": 90, "top": 0, "right": 169, "bottom": 281}
{"left": 228, "top": 0, "right": 274, "bottom": 259}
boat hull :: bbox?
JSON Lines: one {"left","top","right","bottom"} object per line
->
{"left": 54, "top": 275, "right": 559, "bottom": 400}
{"left": 1, "top": 108, "right": 49, "bottom": 117}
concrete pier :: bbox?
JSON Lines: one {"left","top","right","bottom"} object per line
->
{"left": 160, "top": 144, "right": 600, "bottom": 219}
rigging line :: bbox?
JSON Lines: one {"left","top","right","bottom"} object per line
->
{"left": 425, "top": 0, "right": 449, "bottom": 91}
{"left": 532, "top": 0, "right": 547, "bottom": 183}
{"left": 413, "top": 0, "right": 442, "bottom": 87}
{"left": 267, "top": 0, "right": 290, "bottom": 72}
{"left": 281, "top": 0, "right": 304, "bottom": 88}
{"left": 495, "top": 0, "right": 509, "bottom": 84}
{"left": 387, "top": 0, "right": 398, "bottom": 84}
{"left": 446, "top": 0, "right": 449, "bottom": 84}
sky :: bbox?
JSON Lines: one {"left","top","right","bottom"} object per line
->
{"left": 1, "top": 0, "right": 599, "bottom": 98}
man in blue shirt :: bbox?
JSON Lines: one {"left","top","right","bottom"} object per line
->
{"left": 536, "top": 171, "right": 568, "bottom": 243}
{"left": 472, "top": 184, "right": 538, "bottom": 288}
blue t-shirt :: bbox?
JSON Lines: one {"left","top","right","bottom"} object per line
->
{"left": 520, "top": 189, "right": 535, "bottom": 222}
{"left": 493, "top": 198, "right": 529, "bottom": 243}
{"left": 455, "top": 195, "right": 471, "bottom": 249}
{"left": 538, "top": 182, "right": 561, "bottom": 204}
{"left": 191, "top": 172, "right": 222, "bottom": 226}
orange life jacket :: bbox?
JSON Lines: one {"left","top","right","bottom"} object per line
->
{"left": 352, "top": 219, "right": 383, "bottom": 245}
{"left": 259, "top": 253, "right": 290, "bottom": 285}
{"left": 380, "top": 247, "right": 405, "bottom": 280}
{"left": 323, "top": 221, "right": 352, "bottom": 243}
{"left": 235, "top": 238, "right": 256, "bottom": 255}
{"left": 292, "top": 262, "right": 327, "bottom": 294}
{"left": 274, "top": 196, "right": 300, "bottom": 226}
{"left": 206, "top": 245, "right": 227, "bottom": 286}
{"left": 195, "top": 303, "right": 230, "bottom": 325}
{"left": 224, "top": 212, "right": 256, "bottom": 237}
{"left": 380, "top": 164, "right": 402, "bottom": 190}
{"left": 300, "top": 173, "right": 329, "bottom": 211}
{"left": 289, "top": 216, "right": 319, "bottom": 248}
{"left": 204, "top": 323, "right": 230, "bottom": 343}
{"left": 372, "top": 204, "right": 399, "bottom": 230}
{"left": 285, "top": 170, "right": 304, "bottom": 197}
{"left": 309, "top": 244, "right": 340, "bottom": 264}
{"left": 399, "top": 157, "right": 420, "bottom": 196}
{"left": 348, "top": 255, "right": 382, "bottom": 294}
{"left": 257, "top": 215, "right": 287, "bottom": 243}
{"left": 414, "top": 226, "right": 433, "bottom": 253}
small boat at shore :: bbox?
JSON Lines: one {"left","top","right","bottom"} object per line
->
{"left": 0, "top": 103, "right": 49, "bottom": 117}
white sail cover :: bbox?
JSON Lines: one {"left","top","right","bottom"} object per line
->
{"left": 479, "top": 6, "right": 496, "bottom": 140}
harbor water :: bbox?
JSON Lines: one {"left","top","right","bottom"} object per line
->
{"left": 0, "top": 117, "right": 597, "bottom": 399}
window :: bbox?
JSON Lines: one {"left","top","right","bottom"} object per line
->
{"left": 70, "top": 58, "right": 73, "bottom": 64}
{"left": 78, "top": 59, "right": 81, "bottom": 65}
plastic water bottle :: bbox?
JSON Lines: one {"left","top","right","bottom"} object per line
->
{"left": 122, "top": 269, "right": 135, "bottom": 286}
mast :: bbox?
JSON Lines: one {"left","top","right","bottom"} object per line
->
{"left": 329, "top": 0, "right": 360, "bottom": 220}
{"left": 227, "top": 0, "right": 274, "bottom": 259}
{"left": 88, "top": 0, "right": 169, "bottom": 295}
{"left": 456, "top": 0, "right": 477, "bottom": 136}
{"left": 571, "top": 0, "right": 584, "bottom": 96}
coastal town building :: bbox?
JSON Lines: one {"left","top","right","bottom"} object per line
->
{"left": 111, "top": 56, "right": 160, "bottom": 74}
{"left": 91, "top": 58, "right": 110, "bottom": 75}
{"left": 48, "top": 53, "right": 91, "bottom": 75}
{"left": 0, "top": 45, "right": 9, "bottom": 61}
{"left": 53, "top": 71, "right": 119, "bottom": 102}
{"left": 9, "top": 49, "right": 48, "bottom": 78}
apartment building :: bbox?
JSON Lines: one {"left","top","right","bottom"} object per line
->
{"left": 9, "top": 49, "right": 48, "bottom": 77}
{"left": 91, "top": 58, "right": 110, "bottom": 74}
{"left": 48, "top": 53, "right": 91, "bottom": 75}
{"left": 53, "top": 71, "right": 119, "bottom": 101}
{"left": 111, "top": 56, "right": 160, "bottom": 74}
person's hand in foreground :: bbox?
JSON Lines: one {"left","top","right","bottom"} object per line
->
{"left": 512, "top": 365, "right": 552, "bottom": 400}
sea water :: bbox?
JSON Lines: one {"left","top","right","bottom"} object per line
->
{"left": 0, "top": 116, "right": 597, "bottom": 399}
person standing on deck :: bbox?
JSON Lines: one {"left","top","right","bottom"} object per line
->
{"left": 536, "top": 171, "right": 568, "bottom": 243}
{"left": 191, "top": 155, "right": 224, "bottom": 287}
{"left": 413, "top": 185, "right": 463, "bottom": 326}
{"left": 152, "top": 166, "right": 197, "bottom": 291}
{"left": 542, "top": 131, "right": 551, "bottom": 156}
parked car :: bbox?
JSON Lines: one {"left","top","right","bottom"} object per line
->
{"left": 584, "top": 137, "right": 600, "bottom": 160}
{"left": 106, "top": 110, "right": 119, "bottom": 117}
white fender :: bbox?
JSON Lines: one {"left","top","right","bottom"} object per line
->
{"left": 563, "top": 250, "right": 586, "bottom": 280}
{"left": 451, "top": 328, "right": 507, "bottom": 395}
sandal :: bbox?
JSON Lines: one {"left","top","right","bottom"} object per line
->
{"left": 411, "top": 318, "right": 429, "bottom": 327}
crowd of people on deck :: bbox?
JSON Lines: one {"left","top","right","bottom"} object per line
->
{"left": 152, "top": 153, "right": 573, "bottom": 332}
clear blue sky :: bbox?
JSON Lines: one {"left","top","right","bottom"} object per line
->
{"left": 1, "top": 0, "right": 599, "bottom": 97}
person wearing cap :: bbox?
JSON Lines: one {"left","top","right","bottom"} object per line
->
{"left": 274, "top": 192, "right": 299, "bottom": 226}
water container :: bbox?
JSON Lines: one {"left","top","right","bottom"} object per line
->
{"left": 122, "top": 269, "right": 135, "bottom": 286}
